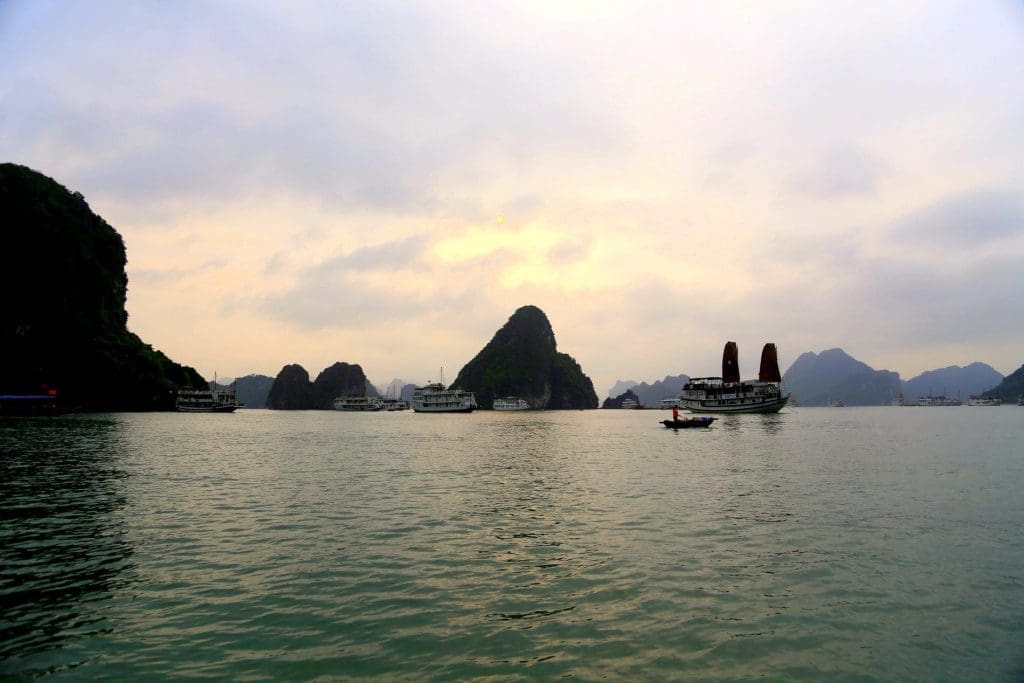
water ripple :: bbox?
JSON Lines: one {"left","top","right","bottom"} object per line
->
{"left": 2, "top": 409, "right": 1024, "bottom": 679}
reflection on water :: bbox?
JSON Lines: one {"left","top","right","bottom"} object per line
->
{"left": 716, "top": 412, "right": 785, "bottom": 435}
{"left": 0, "top": 416, "right": 133, "bottom": 674}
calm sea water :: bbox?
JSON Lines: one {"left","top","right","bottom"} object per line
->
{"left": 2, "top": 407, "right": 1022, "bottom": 680}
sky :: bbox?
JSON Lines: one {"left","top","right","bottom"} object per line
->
{"left": 2, "top": 1, "right": 1023, "bottom": 395}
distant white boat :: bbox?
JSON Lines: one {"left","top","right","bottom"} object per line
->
{"left": 916, "top": 395, "right": 962, "bottom": 406}
{"left": 967, "top": 396, "right": 1002, "bottom": 406}
{"left": 381, "top": 398, "right": 408, "bottom": 411}
{"left": 493, "top": 397, "right": 529, "bottom": 411}
{"left": 827, "top": 398, "right": 845, "bottom": 408}
{"left": 620, "top": 398, "right": 639, "bottom": 409}
{"left": 659, "top": 397, "right": 682, "bottom": 409}
{"left": 333, "top": 396, "right": 383, "bottom": 411}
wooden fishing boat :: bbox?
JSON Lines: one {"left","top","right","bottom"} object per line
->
{"left": 660, "top": 417, "right": 716, "bottom": 429}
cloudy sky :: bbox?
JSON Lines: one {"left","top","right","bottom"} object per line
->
{"left": 3, "top": 1, "right": 1023, "bottom": 394}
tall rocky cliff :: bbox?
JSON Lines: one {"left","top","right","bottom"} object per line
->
{"left": 981, "top": 364, "right": 1023, "bottom": 402}
{"left": 451, "top": 305, "right": 598, "bottom": 409}
{"left": 0, "top": 163, "right": 205, "bottom": 410}
{"left": 266, "top": 362, "right": 375, "bottom": 409}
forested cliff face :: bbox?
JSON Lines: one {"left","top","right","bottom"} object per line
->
{"left": 981, "top": 364, "right": 1024, "bottom": 402}
{"left": 0, "top": 163, "right": 205, "bottom": 410}
{"left": 452, "top": 305, "right": 599, "bottom": 409}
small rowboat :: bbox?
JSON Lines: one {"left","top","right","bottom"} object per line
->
{"left": 661, "top": 417, "right": 716, "bottom": 429}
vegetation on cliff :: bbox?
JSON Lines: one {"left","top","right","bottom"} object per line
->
{"left": 0, "top": 163, "right": 205, "bottom": 410}
{"left": 451, "top": 305, "right": 598, "bottom": 409}
{"left": 981, "top": 364, "right": 1024, "bottom": 402}
{"left": 266, "top": 362, "right": 375, "bottom": 409}
{"left": 602, "top": 389, "right": 640, "bottom": 409}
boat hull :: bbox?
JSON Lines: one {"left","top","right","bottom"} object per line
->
{"left": 411, "top": 405, "right": 475, "bottom": 413}
{"left": 176, "top": 405, "right": 238, "bottom": 413}
{"left": 681, "top": 395, "right": 789, "bottom": 414}
{"left": 493, "top": 398, "right": 529, "bottom": 411}
{"left": 661, "top": 417, "right": 716, "bottom": 429}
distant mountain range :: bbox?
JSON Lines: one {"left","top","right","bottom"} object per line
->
{"left": 237, "top": 349, "right": 1013, "bottom": 413}
{"left": 606, "top": 374, "right": 689, "bottom": 407}
{"left": 609, "top": 349, "right": 1008, "bottom": 407}
{"left": 783, "top": 348, "right": 902, "bottom": 406}
{"left": 607, "top": 380, "right": 638, "bottom": 398}
{"left": 901, "top": 363, "right": 1004, "bottom": 403}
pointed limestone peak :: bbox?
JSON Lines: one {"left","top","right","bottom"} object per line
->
{"left": 451, "top": 305, "right": 597, "bottom": 409}
{"left": 493, "top": 305, "right": 557, "bottom": 351}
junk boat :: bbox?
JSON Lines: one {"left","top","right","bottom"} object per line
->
{"left": 680, "top": 342, "right": 789, "bottom": 414}
{"left": 493, "top": 397, "right": 529, "bottom": 410}
{"left": 176, "top": 386, "right": 240, "bottom": 412}
{"left": 411, "top": 383, "right": 477, "bottom": 413}
{"left": 333, "top": 396, "right": 384, "bottom": 411}
{"left": 661, "top": 416, "right": 716, "bottom": 429}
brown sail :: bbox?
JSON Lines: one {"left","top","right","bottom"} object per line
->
{"left": 758, "top": 343, "right": 782, "bottom": 382}
{"left": 722, "top": 341, "right": 740, "bottom": 383}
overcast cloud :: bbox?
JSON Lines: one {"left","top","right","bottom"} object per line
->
{"left": 3, "top": 1, "right": 1023, "bottom": 391}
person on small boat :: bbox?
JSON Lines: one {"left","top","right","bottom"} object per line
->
{"left": 672, "top": 405, "right": 680, "bottom": 421}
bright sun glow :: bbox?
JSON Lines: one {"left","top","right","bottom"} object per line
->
{"left": 433, "top": 222, "right": 563, "bottom": 263}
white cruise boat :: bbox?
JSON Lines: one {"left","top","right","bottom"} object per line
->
{"left": 381, "top": 398, "right": 408, "bottom": 411}
{"left": 680, "top": 342, "right": 789, "bottom": 414}
{"left": 333, "top": 396, "right": 384, "bottom": 411}
{"left": 411, "top": 383, "right": 477, "bottom": 413}
{"left": 967, "top": 396, "right": 1002, "bottom": 406}
{"left": 493, "top": 397, "right": 529, "bottom": 410}
{"left": 176, "top": 387, "right": 239, "bottom": 413}
{"left": 659, "top": 397, "right": 682, "bottom": 409}
{"left": 916, "top": 395, "right": 962, "bottom": 406}
{"left": 620, "top": 397, "right": 639, "bottom": 409}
